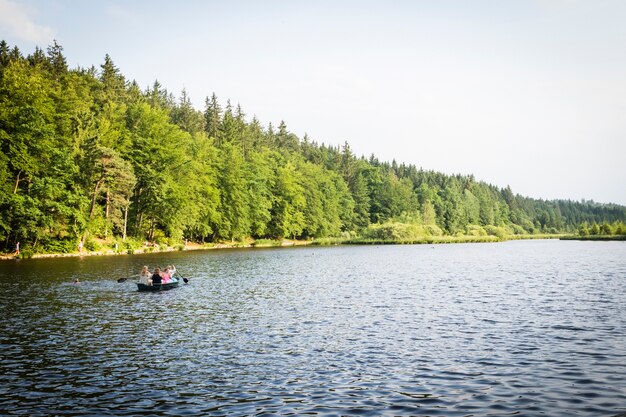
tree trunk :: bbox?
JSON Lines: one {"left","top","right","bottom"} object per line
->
{"left": 104, "top": 189, "right": 110, "bottom": 238}
{"left": 13, "top": 170, "right": 21, "bottom": 193}
{"left": 123, "top": 204, "right": 129, "bottom": 241}
{"left": 134, "top": 187, "right": 142, "bottom": 235}
{"left": 137, "top": 209, "right": 143, "bottom": 237}
{"left": 149, "top": 217, "right": 155, "bottom": 241}
{"left": 88, "top": 179, "right": 104, "bottom": 220}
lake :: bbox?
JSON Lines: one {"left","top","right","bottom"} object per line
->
{"left": 1, "top": 240, "right": 625, "bottom": 416}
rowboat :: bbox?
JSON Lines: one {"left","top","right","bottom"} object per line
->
{"left": 137, "top": 277, "right": 180, "bottom": 292}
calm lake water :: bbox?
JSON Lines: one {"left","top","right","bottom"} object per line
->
{"left": 0, "top": 240, "right": 625, "bottom": 416}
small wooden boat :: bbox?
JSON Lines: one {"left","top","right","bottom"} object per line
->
{"left": 137, "top": 277, "right": 180, "bottom": 292}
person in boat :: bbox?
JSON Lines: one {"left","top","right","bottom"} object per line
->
{"left": 139, "top": 266, "right": 152, "bottom": 285}
{"left": 151, "top": 267, "right": 163, "bottom": 285}
{"left": 162, "top": 267, "right": 172, "bottom": 283}
{"left": 166, "top": 265, "right": 178, "bottom": 281}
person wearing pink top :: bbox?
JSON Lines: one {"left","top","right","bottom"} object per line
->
{"left": 162, "top": 267, "right": 171, "bottom": 283}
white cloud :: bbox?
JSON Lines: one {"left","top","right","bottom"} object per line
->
{"left": 0, "top": 0, "right": 54, "bottom": 43}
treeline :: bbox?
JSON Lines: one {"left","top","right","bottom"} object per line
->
{"left": 1, "top": 41, "right": 625, "bottom": 252}
{"left": 578, "top": 221, "right": 626, "bottom": 237}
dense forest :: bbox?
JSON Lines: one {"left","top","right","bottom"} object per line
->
{"left": 1, "top": 41, "right": 625, "bottom": 253}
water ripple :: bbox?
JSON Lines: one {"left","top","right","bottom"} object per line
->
{"left": 0, "top": 240, "right": 625, "bottom": 416}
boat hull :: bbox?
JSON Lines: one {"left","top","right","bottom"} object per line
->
{"left": 137, "top": 278, "right": 180, "bottom": 292}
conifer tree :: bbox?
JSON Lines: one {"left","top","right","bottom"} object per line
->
{"left": 203, "top": 92, "right": 221, "bottom": 140}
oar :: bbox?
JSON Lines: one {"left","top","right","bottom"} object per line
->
{"left": 175, "top": 272, "right": 189, "bottom": 284}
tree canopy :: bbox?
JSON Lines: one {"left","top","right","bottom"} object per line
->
{"left": 1, "top": 41, "right": 625, "bottom": 252}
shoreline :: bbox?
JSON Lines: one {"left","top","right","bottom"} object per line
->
{"left": 0, "top": 234, "right": 585, "bottom": 261}
{"left": 3, "top": 232, "right": 624, "bottom": 261}
{"left": 560, "top": 235, "right": 626, "bottom": 241}
{"left": 0, "top": 239, "right": 313, "bottom": 261}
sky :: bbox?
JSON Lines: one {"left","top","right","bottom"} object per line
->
{"left": 1, "top": 0, "right": 625, "bottom": 205}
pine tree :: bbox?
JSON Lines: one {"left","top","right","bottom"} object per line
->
{"left": 203, "top": 92, "right": 221, "bottom": 140}
{"left": 171, "top": 88, "right": 204, "bottom": 134}
{"left": 46, "top": 40, "right": 67, "bottom": 79}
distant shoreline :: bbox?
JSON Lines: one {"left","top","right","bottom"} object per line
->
{"left": 2, "top": 234, "right": 603, "bottom": 261}
{"left": 560, "top": 235, "right": 626, "bottom": 242}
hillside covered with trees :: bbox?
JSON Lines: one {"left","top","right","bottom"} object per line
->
{"left": 1, "top": 41, "right": 625, "bottom": 253}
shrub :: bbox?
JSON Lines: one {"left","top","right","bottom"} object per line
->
{"left": 19, "top": 248, "right": 35, "bottom": 259}
{"left": 518, "top": 218, "right": 536, "bottom": 234}
{"left": 362, "top": 221, "right": 448, "bottom": 241}
{"left": 484, "top": 225, "right": 508, "bottom": 240}
{"left": 84, "top": 238, "right": 100, "bottom": 251}
{"left": 363, "top": 222, "right": 421, "bottom": 240}
{"left": 600, "top": 222, "right": 613, "bottom": 235}
{"left": 123, "top": 238, "right": 142, "bottom": 251}
{"left": 423, "top": 224, "right": 444, "bottom": 236}
{"left": 578, "top": 224, "right": 589, "bottom": 236}
{"left": 466, "top": 224, "right": 487, "bottom": 236}
{"left": 510, "top": 224, "right": 526, "bottom": 235}
{"left": 152, "top": 230, "right": 167, "bottom": 246}
{"left": 42, "top": 238, "right": 75, "bottom": 253}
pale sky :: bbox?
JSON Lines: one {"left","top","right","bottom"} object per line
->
{"left": 2, "top": 0, "right": 625, "bottom": 205}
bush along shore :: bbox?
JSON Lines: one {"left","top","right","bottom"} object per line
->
{"left": 2, "top": 230, "right": 570, "bottom": 261}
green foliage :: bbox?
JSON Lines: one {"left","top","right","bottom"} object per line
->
{"left": 84, "top": 238, "right": 100, "bottom": 251}
{"left": 510, "top": 224, "right": 526, "bottom": 235}
{"left": 1, "top": 40, "right": 625, "bottom": 255}
{"left": 483, "top": 225, "right": 509, "bottom": 240}
{"left": 363, "top": 220, "right": 443, "bottom": 241}
{"left": 19, "top": 248, "right": 35, "bottom": 259}
{"left": 590, "top": 223, "right": 601, "bottom": 235}
{"left": 41, "top": 238, "right": 75, "bottom": 254}
{"left": 152, "top": 229, "right": 167, "bottom": 246}
{"left": 600, "top": 222, "right": 613, "bottom": 235}
{"left": 582, "top": 221, "right": 626, "bottom": 236}
{"left": 466, "top": 224, "right": 487, "bottom": 236}
{"left": 423, "top": 224, "right": 444, "bottom": 236}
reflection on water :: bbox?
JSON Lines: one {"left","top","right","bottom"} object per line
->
{"left": 1, "top": 240, "right": 625, "bottom": 416}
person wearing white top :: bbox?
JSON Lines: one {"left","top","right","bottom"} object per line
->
{"left": 139, "top": 266, "right": 152, "bottom": 285}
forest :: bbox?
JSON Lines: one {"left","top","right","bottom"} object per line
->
{"left": 1, "top": 40, "right": 625, "bottom": 254}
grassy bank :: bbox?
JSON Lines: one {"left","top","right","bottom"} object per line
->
{"left": 0, "top": 238, "right": 314, "bottom": 260}
{"left": 560, "top": 235, "right": 626, "bottom": 241}
{"left": 344, "top": 234, "right": 566, "bottom": 245}
{"left": 0, "top": 233, "right": 581, "bottom": 261}
{"left": 345, "top": 235, "right": 500, "bottom": 245}
{"left": 507, "top": 233, "right": 568, "bottom": 240}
